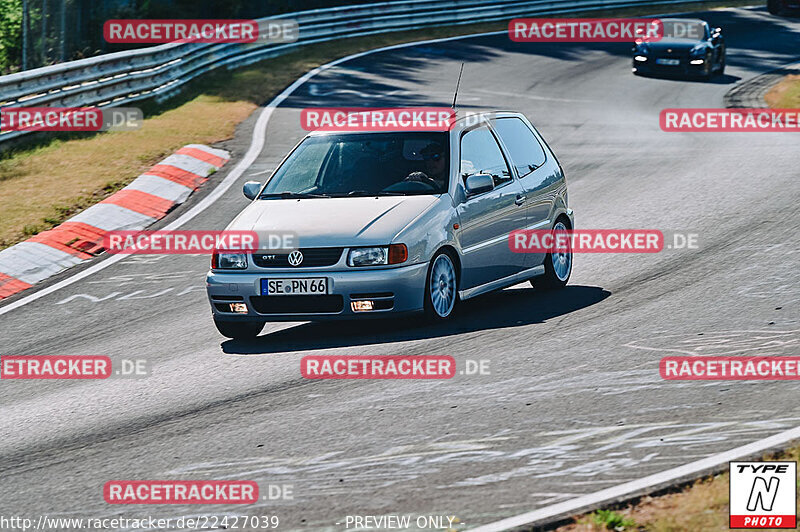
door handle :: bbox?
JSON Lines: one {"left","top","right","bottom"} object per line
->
{"left": 515, "top": 195, "right": 526, "bottom": 206}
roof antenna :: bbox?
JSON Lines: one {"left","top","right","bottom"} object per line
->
{"left": 451, "top": 63, "right": 464, "bottom": 109}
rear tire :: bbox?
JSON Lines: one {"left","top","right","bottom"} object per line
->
{"left": 214, "top": 319, "right": 264, "bottom": 339}
{"left": 531, "top": 219, "right": 572, "bottom": 291}
{"left": 424, "top": 250, "right": 458, "bottom": 321}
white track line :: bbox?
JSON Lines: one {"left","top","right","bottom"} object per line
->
{"left": 471, "top": 425, "right": 800, "bottom": 531}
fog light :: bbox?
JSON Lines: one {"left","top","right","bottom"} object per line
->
{"left": 690, "top": 59, "right": 704, "bottom": 65}
{"left": 351, "top": 300, "right": 374, "bottom": 312}
{"left": 634, "top": 55, "right": 648, "bottom": 62}
{"left": 230, "top": 303, "right": 248, "bottom": 314}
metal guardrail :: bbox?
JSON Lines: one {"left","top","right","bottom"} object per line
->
{"left": 0, "top": 0, "right": 706, "bottom": 144}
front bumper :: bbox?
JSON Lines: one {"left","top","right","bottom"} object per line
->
{"left": 207, "top": 262, "right": 428, "bottom": 321}
{"left": 632, "top": 56, "right": 707, "bottom": 76}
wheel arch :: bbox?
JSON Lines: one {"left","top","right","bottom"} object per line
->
{"left": 435, "top": 245, "right": 462, "bottom": 289}
{"left": 554, "top": 212, "right": 573, "bottom": 230}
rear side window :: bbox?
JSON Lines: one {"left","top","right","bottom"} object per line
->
{"left": 493, "top": 118, "right": 546, "bottom": 178}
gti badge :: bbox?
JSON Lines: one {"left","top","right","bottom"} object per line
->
{"left": 288, "top": 250, "right": 304, "bottom": 266}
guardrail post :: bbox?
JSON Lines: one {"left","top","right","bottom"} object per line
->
{"left": 22, "top": 0, "right": 29, "bottom": 70}
{"left": 60, "top": 0, "right": 66, "bottom": 62}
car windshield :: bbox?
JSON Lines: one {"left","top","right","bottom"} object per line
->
{"left": 260, "top": 132, "right": 450, "bottom": 198}
{"left": 660, "top": 20, "right": 707, "bottom": 40}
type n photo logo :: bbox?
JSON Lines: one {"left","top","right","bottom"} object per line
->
{"left": 729, "top": 461, "right": 796, "bottom": 528}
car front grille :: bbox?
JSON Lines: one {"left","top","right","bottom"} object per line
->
{"left": 250, "top": 295, "right": 344, "bottom": 314}
{"left": 657, "top": 49, "right": 691, "bottom": 60}
{"left": 251, "top": 248, "right": 344, "bottom": 268}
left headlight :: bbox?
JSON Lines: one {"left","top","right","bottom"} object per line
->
{"left": 212, "top": 252, "right": 248, "bottom": 269}
{"left": 348, "top": 244, "right": 408, "bottom": 266}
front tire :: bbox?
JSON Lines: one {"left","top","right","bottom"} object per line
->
{"left": 531, "top": 220, "right": 572, "bottom": 290}
{"left": 214, "top": 319, "right": 264, "bottom": 339}
{"left": 424, "top": 251, "right": 458, "bottom": 321}
{"left": 701, "top": 53, "right": 714, "bottom": 80}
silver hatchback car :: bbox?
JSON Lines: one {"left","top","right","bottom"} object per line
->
{"left": 207, "top": 111, "right": 574, "bottom": 339}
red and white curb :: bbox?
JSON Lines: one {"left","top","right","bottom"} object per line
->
{"left": 0, "top": 144, "right": 229, "bottom": 299}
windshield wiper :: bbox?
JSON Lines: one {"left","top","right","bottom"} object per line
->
{"left": 326, "top": 191, "right": 374, "bottom": 197}
{"left": 328, "top": 191, "right": 413, "bottom": 197}
{"left": 259, "top": 192, "right": 331, "bottom": 199}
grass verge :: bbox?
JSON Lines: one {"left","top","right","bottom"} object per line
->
{"left": 556, "top": 445, "right": 800, "bottom": 531}
{"left": 765, "top": 73, "right": 800, "bottom": 108}
{"left": 0, "top": 0, "right": 757, "bottom": 250}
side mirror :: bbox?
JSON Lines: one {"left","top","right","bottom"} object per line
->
{"left": 465, "top": 173, "right": 495, "bottom": 196}
{"left": 243, "top": 181, "right": 261, "bottom": 200}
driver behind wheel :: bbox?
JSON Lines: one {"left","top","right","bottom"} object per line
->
{"left": 406, "top": 142, "right": 447, "bottom": 190}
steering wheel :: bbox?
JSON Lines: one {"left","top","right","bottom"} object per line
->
{"left": 383, "top": 178, "right": 438, "bottom": 193}
{"left": 402, "top": 171, "right": 439, "bottom": 190}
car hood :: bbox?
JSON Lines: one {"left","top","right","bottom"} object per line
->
{"left": 645, "top": 38, "right": 702, "bottom": 53}
{"left": 227, "top": 195, "right": 439, "bottom": 248}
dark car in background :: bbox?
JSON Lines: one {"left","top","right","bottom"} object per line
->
{"left": 632, "top": 18, "right": 725, "bottom": 80}
{"left": 768, "top": 0, "right": 800, "bottom": 15}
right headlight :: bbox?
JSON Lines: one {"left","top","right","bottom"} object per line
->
{"left": 212, "top": 252, "right": 248, "bottom": 269}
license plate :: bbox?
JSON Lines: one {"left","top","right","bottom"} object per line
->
{"left": 656, "top": 58, "right": 680, "bottom": 66}
{"left": 261, "top": 278, "right": 328, "bottom": 295}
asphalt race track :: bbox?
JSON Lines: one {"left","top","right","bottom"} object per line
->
{"left": 1, "top": 6, "right": 799, "bottom": 531}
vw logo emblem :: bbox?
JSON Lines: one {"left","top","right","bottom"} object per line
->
{"left": 288, "top": 250, "right": 304, "bottom": 266}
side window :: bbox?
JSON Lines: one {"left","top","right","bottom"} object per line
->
{"left": 493, "top": 118, "right": 546, "bottom": 178}
{"left": 459, "top": 126, "right": 512, "bottom": 187}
